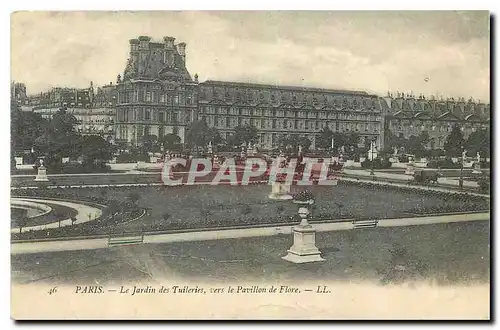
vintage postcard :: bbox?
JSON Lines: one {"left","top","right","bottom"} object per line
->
{"left": 10, "top": 11, "right": 490, "bottom": 320}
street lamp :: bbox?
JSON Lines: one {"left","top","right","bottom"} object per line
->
{"left": 370, "top": 139, "right": 375, "bottom": 176}
{"left": 459, "top": 147, "right": 465, "bottom": 190}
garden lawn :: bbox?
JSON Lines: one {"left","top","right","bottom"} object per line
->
{"left": 11, "top": 220, "right": 490, "bottom": 285}
{"left": 35, "top": 182, "right": 490, "bottom": 233}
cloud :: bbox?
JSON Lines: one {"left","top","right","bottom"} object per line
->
{"left": 11, "top": 11, "right": 490, "bottom": 101}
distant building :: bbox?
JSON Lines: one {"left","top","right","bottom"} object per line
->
{"left": 29, "top": 84, "right": 94, "bottom": 109}
{"left": 382, "top": 92, "right": 490, "bottom": 150}
{"left": 114, "top": 36, "right": 198, "bottom": 145}
{"left": 27, "top": 81, "right": 116, "bottom": 142}
{"left": 11, "top": 82, "right": 28, "bottom": 106}
{"left": 198, "top": 80, "right": 384, "bottom": 150}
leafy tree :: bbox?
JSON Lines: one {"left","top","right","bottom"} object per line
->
{"left": 209, "top": 128, "right": 223, "bottom": 146}
{"left": 78, "top": 135, "right": 114, "bottom": 166}
{"left": 384, "top": 130, "right": 408, "bottom": 154}
{"left": 11, "top": 101, "right": 46, "bottom": 152}
{"left": 316, "top": 127, "right": 334, "bottom": 149}
{"left": 140, "top": 134, "right": 158, "bottom": 153}
{"left": 444, "top": 124, "right": 465, "bottom": 157}
{"left": 465, "top": 128, "right": 490, "bottom": 158}
{"left": 33, "top": 107, "right": 79, "bottom": 168}
{"left": 185, "top": 120, "right": 212, "bottom": 151}
{"left": 277, "top": 135, "right": 312, "bottom": 153}
{"left": 407, "top": 131, "right": 430, "bottom": 158}
{"left": 230, "top": 124, "right": 258, "bottom": 147}
{"left": 160, "top": 133, "right": 181, "bottom": 151}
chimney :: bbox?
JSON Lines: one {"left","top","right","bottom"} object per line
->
{"left": 129, "top": 38, "right": 140, "bottom": 53}
{"left": 163, "top": 36, "right": 175, "bottom": 49}
{"left": 138, "top": 36, "right": 151, "bottom": 51}
{"left": 177, "top": 42, "right": 186, "bottom": 62}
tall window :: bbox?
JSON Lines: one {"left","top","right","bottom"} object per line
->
{"left": 145, "top": 109, "right": 151, "bottom": 121}
{"left": 174, "top": 95, "right": 179, "bottom": 105}
{"left": 159, "top": 112, "right": 165, "bottom": 123}
{"left": 146, "top": 92, "right": 152, "bottom": 102}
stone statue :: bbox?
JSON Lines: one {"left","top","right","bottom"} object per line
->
{"left": 462, "top": 149, "right": 467, "bottom": 160}
{"left": 477, "top": 152, "right": 481, "bottom": 163}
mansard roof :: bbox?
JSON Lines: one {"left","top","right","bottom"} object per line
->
{"left": 413, "top": 111, "right": 434, "bottom": 119}
{"left": 200, "top": 80, "right": 372, "bottom": 96}
{"left": 437, "top": 111, "right": 461, "bottom": 121}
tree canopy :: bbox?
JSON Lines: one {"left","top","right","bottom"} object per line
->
{"left": 444, "top": 124, "right": 465, "bottom": 157}
{"left": 465, "top": 128, "right": 490, "bottom": 158}
{"left": 228, "top": 124, "right": 258, "bottom": 147}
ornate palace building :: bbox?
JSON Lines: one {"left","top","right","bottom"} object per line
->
{"left": 198, "top": 81, "right": 384, "bottom": 150}
{"left": 114, "top": 36, "right": 198, "bottom": 145}
{"left": 382, "top": 92, "right": 490, "bottom": 150}
{"left": 21, "top": 35, "right": 491, "bottom": 153}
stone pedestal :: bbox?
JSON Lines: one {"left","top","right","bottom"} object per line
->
{"left": 34, "top": 165, "right": 49, "bottom": 182}
{"left": 405, "top": 163, "right": 415, "bottom": 175}
{"left": 472, "top": 162, "right": 482, "bottom": 174}
{"left": 268, "top": 182, "right": 292, "bottom": 200}
{"left": 283, "top": 201, "right": 324, "bottom": 264}
{"left": 282, "top": 225, "right": 324, "bottom": 263}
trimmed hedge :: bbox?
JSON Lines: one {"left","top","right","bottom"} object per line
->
{"left": 361, "top": 158, "right": 392, "bottom": 169}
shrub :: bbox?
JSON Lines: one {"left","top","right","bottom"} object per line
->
{"left": 478, "top": 177, "right": 490, "bottom": 194}
{"left": 427, "top": 158, "right": 461, "bottom": 169}
{"left": 116, "top": 152, "right": 149, "bottom": 163}
{"left": 361, "top": 158, "right": 392, "bottom": 169}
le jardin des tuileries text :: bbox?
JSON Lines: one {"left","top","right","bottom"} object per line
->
{"left": 73, "top": 284, "right": 333, "bottom": 295}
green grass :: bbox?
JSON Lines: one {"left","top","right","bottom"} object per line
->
{"left": 52, "top": 182, "right": 489, "bottom": 232}
{"left": 11, "top": 220, "right": 490, "bottom": 285}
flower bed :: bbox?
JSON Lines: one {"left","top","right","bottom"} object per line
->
{"left": 11, "top": 188, "right": 143, "bottom": 241}
{"left": 10, "top": 181, "right": 490, "bottom": 241}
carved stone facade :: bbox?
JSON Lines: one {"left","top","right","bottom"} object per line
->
{"left": 198, "top": 81, "right": 384, "bottom": 150}
{"left": 115, "top": 36, "right": 198, "bottom": 145}
{"left": 382, "top": 94, "right": 490, "bottom": 150}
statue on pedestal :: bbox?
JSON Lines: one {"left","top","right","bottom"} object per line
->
{"left": 34, "top": 158, "right": 49, "bottom": 182}
{"left": 207, "top": 141, "right": 213, "bottom": 155}
{"left": 268, "top": 150, "right": 292, "bottom": 200}
{"left": 252, "top": 143, "right": 258, "bottom": 156}
{"left": 405, "top": 155, "right": 415, "bottom": 175}
{"left": 473, "top": 152, "right": 482, "bottom": 174}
